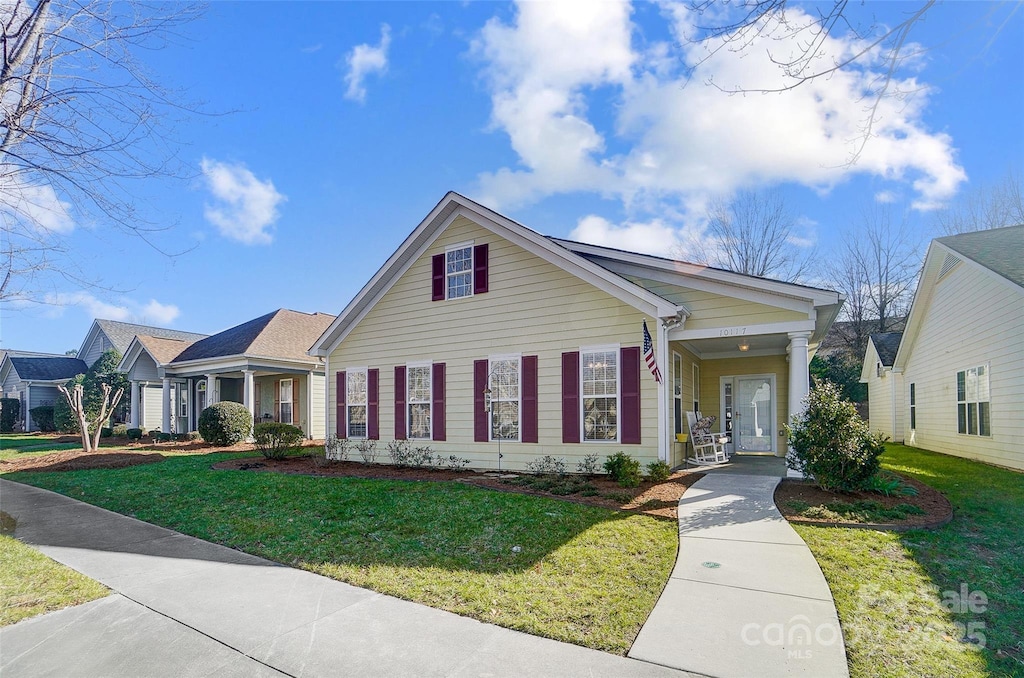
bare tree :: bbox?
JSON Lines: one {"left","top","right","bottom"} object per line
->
{"left": 58, "top": 380, "right": 123, "bottom": 453}
{"left": 933, "top": 169, "right": 1024, "bottom": 235}
{"left": 694, "top": 189, "right": 814, "bottom": 282}
{"left": 827, "top": 208, "right": 920, "bottom": 356}
{"left": 1, "top": 0, "right": 202, "bottom": 302}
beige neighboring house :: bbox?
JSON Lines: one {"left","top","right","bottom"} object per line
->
{"left": 865, "top": 225, "right": 1024, "bottom": 471}
{"left": 309, "top": 192, "right": 845, "bottom": 471}
{"left": 118, "top": 309, "right": 335, "bottom": 439}
{"left": 860, "top": 332, "right": 905, "bottom": 443}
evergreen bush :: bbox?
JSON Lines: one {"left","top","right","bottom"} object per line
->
{"left": 604, "top": 452, "right": 641, "bottom": 488}
{"left": 0, "top": 398, "right": 20, "bottom": 432}
{"left": 253, "top": 422, "right": 304, "bottom": 460}
{"left": 30, "top": 405, "right": 56, "bottom": 432}
{"left": 197, "top": 402, "right": 252, "bottom": 446}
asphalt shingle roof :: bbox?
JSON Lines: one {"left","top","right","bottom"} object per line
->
{"left": 9, "top": 357, "right": 88, "bottom": 381}
{"left": 135, "top": 336, "right": 199, "bottom": 365}
{"left": 95, "top": 320, "right": 208, "bottom": 355}
{"left": 936, "top": 224, "right": 1024, "bottom": 288}
{"left": 870, "top": 332, "right": 903, "bottom": 367}
{"left": 171, "top": 310, "right": 335, "bottom": 364}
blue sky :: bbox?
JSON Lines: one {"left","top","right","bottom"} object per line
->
{"left": 4, "top": 0, "right": 1022, "bottom": 355}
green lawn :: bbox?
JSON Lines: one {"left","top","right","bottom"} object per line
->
{"left": 0, "top": 534, "right": 109, "bottom": 626}
{"left": 797, "top": 444, "right": 1023, "bottom": 678}
{"left": 4, "top": 453, "right": 677, "bottom": 654}
{"left": 0, "top": 434, "right": 82, "bottom": 460}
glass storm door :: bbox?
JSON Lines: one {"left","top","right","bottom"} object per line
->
{"left": 735, "top": 376, "right": 774, "bottom": 453}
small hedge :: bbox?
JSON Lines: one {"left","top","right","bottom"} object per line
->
{"left": 604, "top": 452, "right": 642, "bottom": 488}
{"left": 126, "top": 428, "right": 144, "bottom": 440}
{"left": 197, "top": 402, "right": 252, "bottom": 446}
{"left": 253, "top": 422, "right": 304, "bottom": 460}
{"left": 30, "top": 405, "right": 56, "bottom": 432}
{"left": 0, "top": 397, "right": 20, "bottom": 432}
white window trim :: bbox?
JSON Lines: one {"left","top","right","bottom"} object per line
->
{"left": 956, "top": 364, "right": 991, "bottom": 437}
{"left": 178, "top": 382, "right": 188, "bottom": 418}
{"left": 406, "top": 361, "right": 432, "bottom": 440}
{"left": 909, "top": 383, "right": 916, "bottom": 431}
{"left": 580, "top": 344, "right": 621, "bottom": 444}
{"left": 279, "top": 378, "right": 294, "bottom": 425}
{"left": 488, "top": 354, "right": 521, "bottom": 442}
{"left": 673, "top": 351, "right": 683, "bottom": 435}
{"left": 445, "top": 241, "right": 475, "bottom": 301}
{"left": 345, "top": 367, "right": 369, "bottom": 439}
{"left": 692, "top": 363, "right": 700, "bottom": 413}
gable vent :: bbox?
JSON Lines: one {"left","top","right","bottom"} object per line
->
{"left": 938, "top": 253, "right": 962, "bottom": 280}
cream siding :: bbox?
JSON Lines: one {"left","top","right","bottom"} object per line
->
{"left": 700, "top": 354, "right": 790, "bottom": 457}
{"left": 902, "top": 262, "right": 1024, "bottom": 470}
{"left": 328, "top": 216, "right": 661, "bottom": 470}
{"left": 310, "top": 373, "right": 325, "bottom": 439}
{"left": 863, "top": 341, "right": 905, "bottom": 443}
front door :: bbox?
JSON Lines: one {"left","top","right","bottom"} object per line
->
{"left": 722, "top": 375, "right": 776, "bottom": 455}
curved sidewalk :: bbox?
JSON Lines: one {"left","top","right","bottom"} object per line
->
{"left": 628, "top": 474, "right": 850, "bottom": 678}
{"left": 0, "top": 479, "right": 696, "bottom": 678}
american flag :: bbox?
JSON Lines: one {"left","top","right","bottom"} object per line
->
{"left": 642, "top": 320, "right": 663, "bottom": 383}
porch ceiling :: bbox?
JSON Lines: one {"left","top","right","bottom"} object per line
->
{"left": 678, "top": 333, "right": 790, "bottom": 359}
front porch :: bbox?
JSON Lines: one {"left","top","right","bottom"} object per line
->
{"left": 679, "top": 454, "right": 789, "bottom": 477}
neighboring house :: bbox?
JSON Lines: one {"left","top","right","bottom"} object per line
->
{"left": 118, "top": 309, "right": 335, "bottom": 438}
{"left": 863, "top": 224, "right": 1024, "bottom": 471}
{"left": 860, "top": 332, "right": 904, "bottom": 442}
{"left": 310, "top": 192, "right": 845, "bottom": 470}
{"left": 0, "top": 354, "right": 88, "bottom": 431}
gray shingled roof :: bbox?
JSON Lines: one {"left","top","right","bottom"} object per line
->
{"left": 870, "top": 332, "right": 903, "bottom": 367}
{"left": 95, "top": 319, "right": 208, "bottom": 355}
{"left": 936, "top": 224, "right": 1024, "bottom": 287}
{"left": 171, "top": 310, "right": 335, "bottom": 364}
{"left": 9, "top": 357, "right": 88, "bottom": 381}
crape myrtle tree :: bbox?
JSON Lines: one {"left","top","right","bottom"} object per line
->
{"left": 1, "top": 0, "right": 202, "bottom": 302}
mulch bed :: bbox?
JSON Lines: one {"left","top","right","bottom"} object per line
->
{"left": 1, "top": 450, "right": 167, "bottom": 473}
{"left": 774, "top": 474, "right": 953, "bottom": 531}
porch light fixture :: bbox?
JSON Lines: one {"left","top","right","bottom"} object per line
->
{"left": 738, "top": 342, "right": 750, "bottom": 352}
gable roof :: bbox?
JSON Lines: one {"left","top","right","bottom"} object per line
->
{"left": 8, "top": 356, "right": 88, "bottom": 382}
{"left": 935, "top": 224, "right": 1024, "bottom": 288}
{"left": 85, "top": 319, "right": 208, "bottom": 356}
{"left": 172, "top": 309, "right": 335, "bottom": 364}
{"left": 136, "top": 335, "right": 199, "bottom": 365}
{"left": 869, "top": 332, "right": 902, "bottom": 367}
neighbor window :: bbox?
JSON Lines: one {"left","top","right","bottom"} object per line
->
{"left": 407, "top": 364, "right": 432, "bottom": 439}
{"left": 347, "top": 369, "right": 367, "bottom": 438}
{"left": 446, "top": 245, "right": 473, "bottom": 299}
{"left": 957, "top": 366, "right": 990, "bottom": 436}
{"left": 582, "top": 348, "right": 618, "bottom": 442}
{"left": 178, "top": 384, "right": 188, "bottom": 418}
{"left": 279, "top": 379, "right": 294, "bottom": 425}
{"left": 488, "top": 357, "right": 520, "bottom": 441}
{"left": 909, "top": 383, "right": 916, "bottom": 430}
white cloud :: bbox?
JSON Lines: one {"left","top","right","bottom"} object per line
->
{"left": 200, "top": 158, "right": 285, "bottom": 245}
{"left": 875, "top": 190, "right": 898, "bottom": 204}
{"left": 0, "top": 173, "right": 75, "bottom": 234}
{"left": 42, "top": 292, "right": 180, "bottom": 325}
{"left": 343, "top": 24, "right": 392, "bottom": 103}
{"left": 471, "top": 1, "right": 966, "bottom": 219}
{"left": 569, "top": 214, "right": 705, "bottom": 258}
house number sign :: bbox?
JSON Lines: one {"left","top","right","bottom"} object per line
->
{"left": 719, "top": 327, "right": 748, "bottom": 337}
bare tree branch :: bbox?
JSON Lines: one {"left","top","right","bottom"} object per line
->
{"left": 932, "top": 168, "right": 1024, "bottom": 235}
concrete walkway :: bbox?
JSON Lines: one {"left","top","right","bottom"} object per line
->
{"left": 629, "top": 474, "right": 849, "bottom": 678}
{"left": 0, "top": 479, "right": 697, "bottom": 678}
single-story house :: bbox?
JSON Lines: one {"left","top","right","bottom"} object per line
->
{"left": 118, "top": 309, "right": 335, "bottom": 438}
{"left": 860, "top": 332, "right": 905, "bottom": 442}
{"left": 310, "top": 192, "right": 845, "bottom": 471}
{"left": 865, "top": 224, "right": 1023, "bottom": 470}
{"left": 0, "top": 353, "right": 88, "bottom": 431}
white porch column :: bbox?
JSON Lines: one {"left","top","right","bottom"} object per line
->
{"left": 186, "top": 379, "right": 193, "bottom": 431}
{"left": 243, "top": 370, "right": 255, "bottom": 419}
{"left": 306, "top": 371, "right": 315, "bottom": 439}
{"left": 130, "top": 381, "right": 140, "bottom": 428}
{"left": 161, "top": 377, "right": 172, "bottom": 434}
{"left": 787, "top": 331, "right": 812, "bottom": 476}
{"left": 24, "top": 385, "right": 32, "bottom": 431}
{"left": 207, "top": 374, "right": 218, "bottom": 405}
{"left": 656, "top": 321, "right": 670, "bottom": 462}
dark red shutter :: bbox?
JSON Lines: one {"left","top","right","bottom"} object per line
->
{"left": 432, "top": 254, "right": 445, "bottom": 301}
{"left": 473, "top": 243, "right": 489, "bottom": 294}
{"left": 367, "top": 369, "right": 379, "bottom": 440}
{"left": 562, "top": 352, "right": 580, "bottom": 443}
{"left": 522, "top": 355, "right": 538, "bottom": 443}
{"left": 621, "top": 346, "right": 641, "bottom": 444}
{"left": 336, "top": 371, "right": 346, "bottom": 437}
{"left": 474, "top": 359, "right": 488, "bottom": 442}
{"left": 394, "top": 366, "right": 407, "bottom": 440}
{"left": 432, "top": 362, "right": 446, "bottom": 441}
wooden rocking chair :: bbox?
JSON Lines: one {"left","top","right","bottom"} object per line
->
{"left": 686, "top": 411, "right": 728, "bottom": 465}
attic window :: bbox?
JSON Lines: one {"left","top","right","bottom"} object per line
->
{"left": 938, "top": 253, "right": 962, "bottom": 280}
{"left": 446, "top": 245, "right": 474, "bottom": 299}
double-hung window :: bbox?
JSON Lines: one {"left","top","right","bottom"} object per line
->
{"left": 956, "top": 366, "right": 990, "bottom": 436}
{"left": 178, "top": 384, "right": 188, "bottom": 419}
{"left": 488, "top": 357, "right": 520, "bottom": 441}
{"left": 582, "top": 348, "right": 618, "bottom": 441}
{"left": 347, "top": 369, "right": 368, "bottom": 438}
{"left": 407, "top": 364, "right": 432, "bottom": 439}
{"left": 446, "top": 245, "right": 473, "bottom": 299}
{"left": 279, "top": 379, "right": 294, "bottom": 425}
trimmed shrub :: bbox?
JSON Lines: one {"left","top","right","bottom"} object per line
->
{"left": 101, "top": 427, "right": 113, "bottom": 438}
{"left": 186, "top": 431, "right": 202, "bottom": 442}
{"left": 645, "top": 460, "right": 672, "bottom": 483}
{"left": 197, "top": 402, "right": 252, "bottom": 447}
{"left": 786, "top": 381, "right": 887, "bottom": 492}
{"left": 253, "top": 422, "right": 304, "bottom": 460}
{"left": 126, "top": 428, "right": 144, "bottom": 440}
{"left": 1, "top": 398, "right": 20, "bottom": 432}
{"left": 30, "top": 405, "right": 56, "bottom": 432}
{"left": 112, "top": 424, "right": 128, "bottom": 437}
{"left": 604, "top": 452, "right": 642, "bottom": 488}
